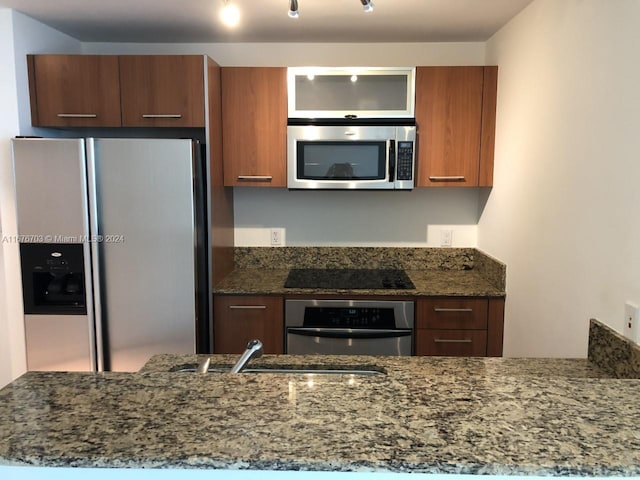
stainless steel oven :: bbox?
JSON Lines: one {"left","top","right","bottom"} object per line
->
{"left": 285, "top": 299, "right": 414, "bottom": 356}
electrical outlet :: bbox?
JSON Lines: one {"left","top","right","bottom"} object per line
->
{"left": 624, "top": 302, "right": 640, "bottom": 343}
{"left": 440, "top": 229, "right": 453, "bottom": 247}
{"left": 270, "top": 228, "right": 284, "bottom": 246}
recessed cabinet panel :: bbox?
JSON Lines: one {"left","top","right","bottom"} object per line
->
{"left": 415, "top": 66, "right": 484, "bottom": 187}
{"left": 288, "top": 67, "right": 415, "bottom": 119}
{"left": 213, "top": 295, "right": 284, "bottom": 354}
{"left": 415, "top": 330, "right": 487, "bottom": 356}
{"left": 119, "top": 55, "right": 205, "bottom": 127}
{"left": 28, "top": 55, "right": 122, "bottom": 127}
{"left": 221, "top": 67, "right": 287, "bottom": 187}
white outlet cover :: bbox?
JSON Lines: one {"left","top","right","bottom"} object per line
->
{"left": 624, "top": 302, "right": 640, "bottom": 343}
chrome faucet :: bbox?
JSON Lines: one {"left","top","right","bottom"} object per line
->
{"left": 230, "top": 339, "right": 263, "bottom": 373}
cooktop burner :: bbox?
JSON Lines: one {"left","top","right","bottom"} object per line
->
{"left": 284, "top": 268, "right": 415, "bottom": 290}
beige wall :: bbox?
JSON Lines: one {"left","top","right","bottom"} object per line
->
{"left": 479, "top": 0, "right": 640, "bottom": 356}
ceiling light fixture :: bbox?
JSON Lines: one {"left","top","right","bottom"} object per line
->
{"left": 220, "top": 0, "right": 240, "bottom": 27}
{"left": 360, "top": 0, "right": 374, "bottom": 13}
{"left": 288, "top": 0, "right": 299, "bottom": 18}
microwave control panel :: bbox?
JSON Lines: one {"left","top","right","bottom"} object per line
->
{"left": 396, "top": 141, "right": 414, "bottom": 180}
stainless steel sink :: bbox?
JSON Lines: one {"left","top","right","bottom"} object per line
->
{"left": 173, "top": 365, "right": 386, "bottom": 375}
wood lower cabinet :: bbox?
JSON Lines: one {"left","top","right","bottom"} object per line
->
{"left": 221, "top": 67, "right": 287, "bottom": 187}
{"left": 415, "top": 297, "right": 504, "bottom": 356}
{"left": 415, "top": 66, "right": 498, "bottom": 187}
{"left": 28, "top": 55, "right": 122, "bottom": 127}
{"left": 213, "top": 295, "right": 284, "bottom": 354}
{"left": 119, "top": 55, "right": 205, "bottom": 127}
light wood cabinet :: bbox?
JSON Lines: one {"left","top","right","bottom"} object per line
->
{"left": 221, "top": 67, "right": 287, "bottom": 187}
{"left": 28, "top": 54, "right": 206, "bottom": 128}
{"left": 415, "top": 66, "right": 498, "bottom": 187}
{"left": 27, "top": 55, "right": 122, "bottom": 127}
{"left": 119, "top": 55, "right": 205, "bottom": 127}
{"left": 213, "top": 295, "right": 284, "bottom": 354}
{"left": 415, "top": 297, "right": 504, "bottom": 356}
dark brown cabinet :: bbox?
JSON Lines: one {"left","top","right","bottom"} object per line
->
{"left": 213, "top": 295, "right": 284, "bottom": 354}
{"left": 28, "top": 54, "right": 206, "bottom": 128}
{"left": 415, "top": 297, "right": 504, "bottom": 356}
{"left": 415, "top": 66, "right": 498, "bottom": 187}
{"left": 221, "top": 67, "right": 287, "bottom": 187}
{"left": 119, "top": 55, "right": 205, "bottom": 127}
{"left": 28, "top": 55, "right": 122, "bottom": 127}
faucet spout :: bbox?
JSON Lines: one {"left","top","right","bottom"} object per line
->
{"left": 230, "top": 339, "right": 264, "bottom": 374}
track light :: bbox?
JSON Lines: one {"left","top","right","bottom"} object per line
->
{"left": 288, "top": 0, "right": 299, "bottom": 18}
{"left": 220, "top": 0, "right": 240, "bottom": 27}
{"left": 360, "top": 0, "right": 374, "bottom": 13}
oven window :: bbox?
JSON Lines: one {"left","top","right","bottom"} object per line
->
{"left": 297, "top": 141, "right": 386, "bottom": 180}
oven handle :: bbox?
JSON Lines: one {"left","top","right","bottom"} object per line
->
{"left": 287, "top": 327, "right": 413, "bottom": 339}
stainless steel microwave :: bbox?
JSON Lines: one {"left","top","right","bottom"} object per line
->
{"left": 287, "top": 125, "right": 416, "bottom": 190}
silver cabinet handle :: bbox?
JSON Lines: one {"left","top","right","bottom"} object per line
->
{"left": 229, "top": 305, "right": 267, "bottom": 310}
{"left": 434, "top": 308, "right": 473, "bottom": 313}
{"left": 142, "top": 114, "right": 183, "bottom": 118}
{"left": 434, "top": 338, "right": 473, "bottom": 343}
{"left": 429, "top": 176, "right": 466, "bottom": 181}
{"left": 57, "top": 113, "right": 97, "bottom": 118}
{"left": 237, "top": 175, "right": 273, "bottom": 182}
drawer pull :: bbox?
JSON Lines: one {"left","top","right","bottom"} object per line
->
{"left": 57, "top": 113, "right": 97, "bottom": 118}
{"left": 142, "top": 114, "right": 183, "bottom": 119}
{"left": 429, "top": 176, "right": 466, "bottom": 182}
{"left": 228, "top": 305, "right": 267, "bottom": 310}
{"left": 433, "top": 308, "right": 473, "bottom": 313}
{"left": 237, "top": 175, "right": 273, "bottom": 182}
{"left": 434, "top": 338, "right": 473, "bottom": 343}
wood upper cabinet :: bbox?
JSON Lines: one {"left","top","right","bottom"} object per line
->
{"left": 415, "top": 66, "right": 498, "bottom": 187}
{"left": 119, "top": 55, "right": 205, "bottom": 127}
{"left": 213, "top": 295, "right": 284, "bottom": 354}
{"left": 221, "top": 67, "right": 287, "bottom": 187}
{"left": 28, "top": 55, "right": 122, "bottom": 127}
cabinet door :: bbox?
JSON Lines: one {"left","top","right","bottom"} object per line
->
{"left": 28, "top": 55, "right": 121, "bottom": 127}
{"left": 119, "top": 55, "right": 205, "bottom": 127}
{"left": 415, "top": 330, "right": 487, "bottom": 356}
{"left": 213, "top": 296, "right": 283, "bottom": 354}
{"left": 415, "top": 66, "right": 483, "bottom": 187}
{"left": 221, "top": 67, "right": 287, "bottom": 187}
{"left": 416, "top": 298, "right": 488, "bottom": 330}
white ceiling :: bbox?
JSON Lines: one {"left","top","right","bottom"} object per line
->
{"left": 0, "top": 0, "right": 534, "bottom": 43}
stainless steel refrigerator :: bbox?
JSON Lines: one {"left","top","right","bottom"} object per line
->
{"left": 11, "top": 137, "right": 210, "bottom": 372}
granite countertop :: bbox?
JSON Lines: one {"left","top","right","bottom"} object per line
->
{"left": 2, "top": 354, "right": 639, "bottom": 476}
{"left": 213, "top": 247, "right": 507, "bottom": 297}
{"left": 213, "top": 268, "right": 505, "bottom": 297}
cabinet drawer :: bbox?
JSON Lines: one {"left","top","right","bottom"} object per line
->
{"left": 213, "top": 296, "right": 283, "bottom": 354}
{"left": 416, "top": 298, "right": 488, "bottom": 329}
{"left": 415, "top": 329, "right": 487, "bottom": 356}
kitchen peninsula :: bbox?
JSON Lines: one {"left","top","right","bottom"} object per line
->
{"left": 1, "top": 319, "right": 640, "bottom": 480}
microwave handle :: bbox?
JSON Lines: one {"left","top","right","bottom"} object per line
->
{"left": 388, "top": 140, "right": 396, "bottom": 182}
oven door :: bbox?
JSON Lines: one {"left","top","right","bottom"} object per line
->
{"left": 286, "top": 327, "right": 413, "bottom": 356}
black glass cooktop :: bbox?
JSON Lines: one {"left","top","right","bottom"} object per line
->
{"left": 284, "top": 268, "right": 415, "bottom": 290}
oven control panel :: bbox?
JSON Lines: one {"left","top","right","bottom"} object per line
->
{"left": 303, "top": 307, "right": 396, "bottom": 328}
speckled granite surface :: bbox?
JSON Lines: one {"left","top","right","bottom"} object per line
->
{"left": 588, "top": 318, "right": 640, "bottom": 378}
{"left": 216, "top": 248, "right": 506, "bottom": 297}
{"left": 2, "top": 355, "right": 639, "bottom": 475}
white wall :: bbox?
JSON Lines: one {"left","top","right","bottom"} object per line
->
{"left": 0, "top": 11, "right": 82, "bottom": 387}
{"left": 479, "top": 0, "right": 640, "bottom": 357}
{"left": 0, "top": 8, "right": 22, "bottom": 389}
{"left": 84, "top": 41, "right": 486, "bottom": 247}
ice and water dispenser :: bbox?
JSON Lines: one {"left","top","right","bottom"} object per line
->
{"left": 20, "top": 243, "right": 87, "bottom": 315}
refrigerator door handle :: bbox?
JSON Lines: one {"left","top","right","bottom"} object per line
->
{"left": 85, "top": 138, "right": 105, "bottom": 373}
